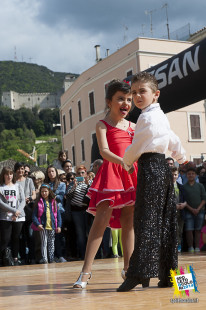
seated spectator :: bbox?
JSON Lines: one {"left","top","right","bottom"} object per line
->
{"left": 53, "top": 151, "right": 67, "bottom": 170}
{"left": 183, "top": 167, "right": 206, "bottom": 253}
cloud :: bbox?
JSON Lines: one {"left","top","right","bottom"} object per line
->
{"left": 0, "top": 0, "right": 205, "bottom": 74}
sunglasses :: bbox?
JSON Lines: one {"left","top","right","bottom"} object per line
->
{"left": 70, "top": 178, "right": 74, "bottom": 181}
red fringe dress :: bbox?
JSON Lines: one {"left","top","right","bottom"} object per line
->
{"left": 87, "top": 120, "right": 138, "bottom": 229}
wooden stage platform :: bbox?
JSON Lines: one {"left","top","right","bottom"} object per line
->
{"left": 0, "top": 253, "right": 205, "bottom": 309}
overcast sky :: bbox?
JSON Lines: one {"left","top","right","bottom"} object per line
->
{"left": 0, "top": 0, "right": 205, "bottom": 74}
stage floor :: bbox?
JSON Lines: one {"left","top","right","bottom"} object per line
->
{"left": 0, "top": 253, "right": 205, "bottom": 309}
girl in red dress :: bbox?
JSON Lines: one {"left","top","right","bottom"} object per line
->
{"left": 73, "top": 79, "right": 138, "bottom": 288}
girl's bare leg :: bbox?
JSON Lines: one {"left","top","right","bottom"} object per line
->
{"left": 74, "top": 201, "right": 112, "bottom": 286}
{"left": 120, "top": 205, "right": 134, "bottom": 271}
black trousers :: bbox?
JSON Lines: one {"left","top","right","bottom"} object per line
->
{"left": 0, "top": 220, "right": 23, "bottom": 258}
{"left": 126, "top": 153, "right": 177, "bottom": 280}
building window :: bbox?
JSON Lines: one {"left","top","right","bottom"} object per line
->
{"left": 28, "top": 98, "right": 30, "bottom": 101}
{"left": 89, "top": 91, "right": 95, "bottom": 115}
{"left": 69, "top": 108, "right": 73, "bottom": 129}
{"left": 63, "top": 115, "right": 66, "bottom": 134}
{"left": 78, "top": 100, "right": 82, "bottom": 122}
{"left": 192, "top": 157, "right": 202, "bottom": 166}
{"left": 81, "top": 139, "right": 85, "bottom": 162}
{"left": 127, "top": 70, "right": 133, "bottom": 77}
{"left": 72, "top": 145, "right": 76, "bottom": 166}
{"left": 187, "top": 113, "right": 203, "bottom": 141}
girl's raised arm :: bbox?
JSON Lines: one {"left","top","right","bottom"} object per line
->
{"left": 96, "top": 121, "right": 123, "bottom": 165}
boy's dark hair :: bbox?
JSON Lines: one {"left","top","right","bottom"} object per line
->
{"left": 105, "top": 79, "right": 131, "bottom": 101}
{"left": 186, "top": 167, "right": 197, "bottom": 174}
{"left": 171, "top": 167, "right": 178, "bottom": 173}
{"left": 131, "top": 72, "right": 158, "bottom": 92}
{"left": 166, "top": 157, "right": 174, "bottom": 162}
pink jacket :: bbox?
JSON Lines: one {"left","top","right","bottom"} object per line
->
{"left": 31, "top": 198, "right": 61, "bottom": 231}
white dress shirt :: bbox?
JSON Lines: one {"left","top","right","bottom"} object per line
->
{"left": 123, "top": 103, "right": 186, "bottom": 168}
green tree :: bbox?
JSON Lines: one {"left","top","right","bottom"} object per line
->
{"left": 33, "top": 120, "right": 45, "bottom": 136}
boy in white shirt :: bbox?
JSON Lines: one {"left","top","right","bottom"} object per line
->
{"left": 117, "top": 72, "right": 186, "bottom": 292}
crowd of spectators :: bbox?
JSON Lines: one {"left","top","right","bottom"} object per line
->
{"left": 0, "top": 151, "right": 205, "bottom": 267}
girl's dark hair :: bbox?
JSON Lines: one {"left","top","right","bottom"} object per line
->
{"left": 14, "top": 162, "right": 25, "bottom": 173}
{"left": 66, "top": 172, "right": 76, "bottom": 181}
{"left": 35, "top": 183, "right": 57, "bottom": 211}
{"left": 0, "top": 167, "right": 15, "bottom": 185}
{"left": 105, "top": 79, "right": 131, "bottom": 101}
{"left": 62, "top": 159, "right": 72, "bottom": 168}
{"left": 45, "top": 165, "right": 59, "bottom": 192}
{"left": 58, "top": 150, "right": 67, "bottom": 160}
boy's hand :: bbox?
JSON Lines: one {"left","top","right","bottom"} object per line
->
{"left": 38, "top": 224, "right": 44, "bottom": 231}
{"left": 128, "top": 165, "right": 134, "bottom": 174}
{"left": 56, "top": 227, "right": 61, "bottom": 233}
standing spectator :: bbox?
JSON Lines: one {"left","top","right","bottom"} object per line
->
{"left": 14, "top": 162, "right": 36, "bottom": 264}
{"left": 64, "top": 172, "right": 77, "bottom": 260}
{"left": 92, "top": 159, "right": 103, "bottom": 175}
{"left": 171, "top": 167, "right": 186, "bottom": 253}
{"left": 183, "top": 167, "right": 206, "bottom": 253}
{"left": 24, "top": 164, "right": 31, "bottom": 177}
{"left": 30, "top": 170, "right": 45, "bottom": 263}
{"left": 166, "top": 157, "right": 174, "bottom": 167}
{"left": 0, "top": 167, "right": 25, "bottom": 266}
{"left": 30, "top": 171, "right": 45, "bottom": 196}
{"left": 92, "top": 159, "right": 112, "bottom": 259}
{"left": 45, "top": 165, "right": 66, "bottom": 262}
{"left": 67, "top": 165, "right": 90, "bottom": 260}
{"left": 53, "top": 151, "right": 67, "bottom": 170}
{"left": 31, "top": 184, "right": 62, "bottom": 263}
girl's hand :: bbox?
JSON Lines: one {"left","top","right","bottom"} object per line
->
{"left": 38, "top": 224, "right": 44, "bottom": 231}
{"left": 56, "top": 227, "right": 61, "bottom": 233}
{"left": 84, "top": 176, "right": 89, "bottom": 185}
{"left": 15, "top": 210, "right": 21, "bottom": 217}
{"left": 12, "top": 215, "right": 17, "bottom": 221}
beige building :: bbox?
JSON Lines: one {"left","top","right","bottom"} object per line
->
{"left": 60, "top": 37, "right": 206, "bottom": 170}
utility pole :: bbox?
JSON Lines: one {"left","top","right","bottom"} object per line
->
{"left": 162, "top": 3, "right": 170, "bottom": 40}
{"left": 145, "top": 9, "right": 156, "bottom": 37}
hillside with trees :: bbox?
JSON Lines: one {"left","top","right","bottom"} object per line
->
{"left": 0, "top": 61, "right": 78, "bottom": 103}
{"left": 0, "top": 106, "right": 62, "bottom": 165}
{"left": 0, "top": 61, "right": 78, "bottom": 165}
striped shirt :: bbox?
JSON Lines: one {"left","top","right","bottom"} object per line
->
{"left": 67, "top": 183, "right": 89, "bottom": 208}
